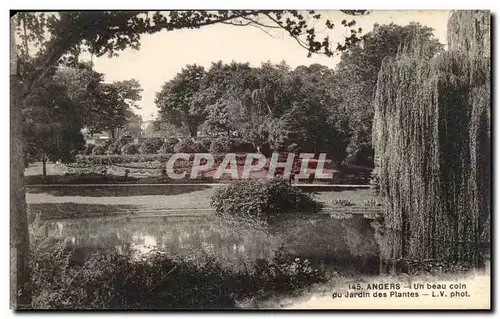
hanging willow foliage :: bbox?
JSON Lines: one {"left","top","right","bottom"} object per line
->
{"left": 372, "top": 10, "right": 490, "bottom": 268}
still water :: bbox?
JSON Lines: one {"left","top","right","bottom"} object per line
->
{"left": 44, "top": 213, "right": 381, "bottom": 274}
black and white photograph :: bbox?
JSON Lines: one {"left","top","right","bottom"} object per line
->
{"left": 8, "top": 9, "right": 491, "bottom": 310}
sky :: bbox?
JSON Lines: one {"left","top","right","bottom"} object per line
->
{"left": 85, "top": 10, "right": 451, "bottom": 121}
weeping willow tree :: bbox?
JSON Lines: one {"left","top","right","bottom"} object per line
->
{"left": 372, "top": 11, "right": 490, "bottom": 269}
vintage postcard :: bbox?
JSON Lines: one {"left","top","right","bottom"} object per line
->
{"left": 10, "top": 9, "right": 491, "bottom": 310}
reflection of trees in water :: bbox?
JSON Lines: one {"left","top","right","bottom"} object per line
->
{"left": 46, "top": 214, "right": 380, "bottom": 272}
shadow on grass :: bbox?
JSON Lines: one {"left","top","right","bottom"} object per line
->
{"left": 28, "top": 202, "right": 142, "bottom": 220}
{"left": 26, "top": 184, "right": 212, "bottom": 197}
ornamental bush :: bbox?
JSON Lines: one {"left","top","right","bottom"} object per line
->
{"left": 209, "top": 136, "right": 234, "bottom": 154}
{"left": 210, "top": 179, "right": 323, "bottom": 223}
{"left": 158, "top": 138, "right": 179, "bottom": 154}
{"left": 83, "top": 143, "right": 95, "bottom": 155}
{"left": 139, "top": 137, "right": 164, "bottom": 154}
{"left": 106, "top": 137, "right": 132, "bottom": 155}
{"left": 193, "top": 140, "right": 209, "bottom": 153}
{"left": 173, "top": 138, "right": 196, "bottom": 153}
{"left": 121, "top": 143, "right": 139, "bottom": 155}
{"left": 91, "top": 145, "right": 106, "bottom": 155}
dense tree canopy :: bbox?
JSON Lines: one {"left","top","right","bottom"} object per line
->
{"left": 334, "top": 22, "right": 443, "bottom": 166}
{"left": 153, "top": 22, "right": 444, "bottom": 166}
{"left": 155, "top": 64, "right": 206, "bottom": 137}
{"left": 22, "top": 63, "right": 142, "bottom": 166}
{"left": 155, "top": 61, "right": 351, "bottom": 162}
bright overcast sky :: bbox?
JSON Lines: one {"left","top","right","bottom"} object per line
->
{"left": 85, "top": 10, "right": 451, "bottom": 120}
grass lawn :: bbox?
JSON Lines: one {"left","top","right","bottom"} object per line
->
{"left": 313, "top": 188, "right": 379, "bottom": 206}
{"left": 27, "top": 184, "right": 379, "bottom": 220}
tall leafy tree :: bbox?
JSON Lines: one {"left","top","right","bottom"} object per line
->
{"left": 22, "top": 77, "right": 85, "bottom": 175}
{"left": 53, "top": 65, "right": 142, "bottom": 136}
{"left": 334, "top": 22, "right": 443, "bottom": 166}
{"left": 155, "top": 64, "right": 206, "bottom": 137}
{"left": 22, "top": 64, "right": 142, "bottom": 173}
{"left": 88, "top": 78, "right": 142, "bottom": 137}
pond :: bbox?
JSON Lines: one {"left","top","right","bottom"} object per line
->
{"left": 42, "top": 212, "right": 382, "bottom": 276}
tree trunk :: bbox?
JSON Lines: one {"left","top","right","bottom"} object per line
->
{"left": 42, "top": 155, "right": 47, "bottom": 177}
{"left": 10, "top": 16, "right": 31, "bottom": 309}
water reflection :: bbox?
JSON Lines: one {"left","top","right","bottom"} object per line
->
{"left": 45, "top": 213, "right": 380, "bottom": 274}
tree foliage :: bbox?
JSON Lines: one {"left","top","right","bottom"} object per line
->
{"left": 22, "top": 64, "right": 142, "bottom": 164}
{"left": 155, "top": 64, "right": 206, "bottom": 137}
{"left": 334, "top": 22, "right": 443, "bottom": 166}
{"left": 155, "top": 60, "right": 350, "bottom": 162}
{"left": 372, "top": 11, "right": 490, "bottom": 267}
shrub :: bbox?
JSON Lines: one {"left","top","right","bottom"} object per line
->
{"left": 158, "top": 138, "right": 179, "bottom": 154}
{"left": 209, "top": 136, "right": 234, "bottom": 153}
{"left": 200, "top": 139, "right": 212, "bottom": 152}
{"left": 91, "top": 145, "right": 106, "bottom": 155}
{"left": 369, "top": 169, "right": 380, "bottom": 195}
{"left": 121, "top": 143, "right": 139, "bottom": 155}
{"left": 331, "top": 198, "right": 355, "bottom": 207}
{"left": 83, "top": 144, "right": 95, "bottom": 155}
{"left": 174, "top": 139, "right": 196, "bottom": 153}
{"left": 101, "top": 139, "right": 114, "bottom": 150}
{"left": 106, "top": 143, "right": 120, "bottom": 155}
{"left": 139, "top": 138, "right": 164, "bottom": 154}
{"left": 210, "top": 179, "right": 323, "bottom": 223}
{"left": 362, "top": 199, "right": 381, "bottom": 207}
{"left": 247, "top": 245, "right": 326, "bottom": 294}
{"left": 193, "top": 140, "right": 209, "bottom": 153}
{"left": 106, "top": 137, "right": 132, "bottom": 155}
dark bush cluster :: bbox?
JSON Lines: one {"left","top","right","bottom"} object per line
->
{"left": 158, "top": 138, "right": 179, "bottom": 154}
{"left": 139, "top": 138, "right": 164, "bottom": 154}
{"left": 91, "top": 145, "right": 106, "bottom": 155}
{"left": 173, "top": 138, "right": 196, "bottom": 153}
{"left": 29, "top": 234, "right": 326, "bottom": 309}
{"left": 106, "top": 137, "right": 132, "bottom": 155}
{"left": 121, "top": 143, "right": 139, "bottom": 155}
{"left": 210, "top": 179, "right": 323, "bottom": 223}
{"left": 193, "top": 140, "right": 209, "bottom": 153}
{"left": 83, "top": 143, "right": 95, "bottom": 155}
{"left": 209, "top": 136, "right": 235, "bottom": 153}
